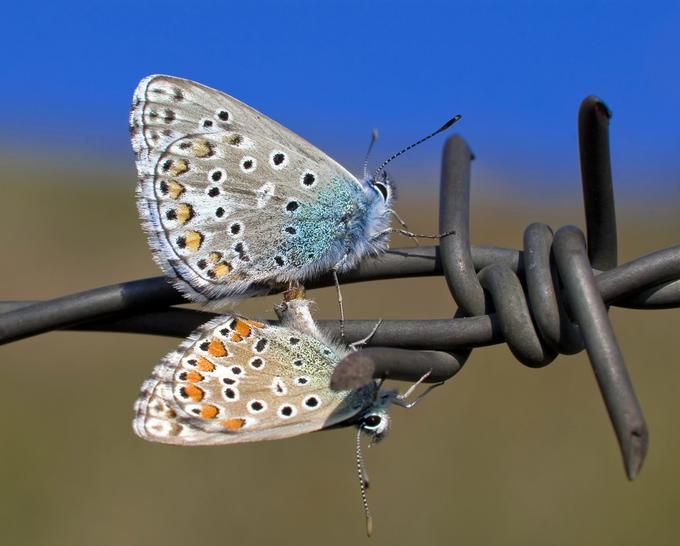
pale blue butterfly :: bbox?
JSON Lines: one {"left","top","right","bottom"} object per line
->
{"left": 130, "top": 75, "right": 459, "bottom": 302}
{"left": 133, "top": 296, "right": 403, "bottom": 445}
{"left": 133, "top": 295, "right": 438, "bottom": 535}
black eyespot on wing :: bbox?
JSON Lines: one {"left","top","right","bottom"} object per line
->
{"left": 224, "top": 388, "right": 236, "bottom": 399}
{"left": 234, "top": 242, "right": 250, "bottom": 261}
{"left": 250, "top": 358, "right": 263, "bottom": 369}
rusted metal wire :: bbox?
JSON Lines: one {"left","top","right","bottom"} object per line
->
{"left": 1, "top": 96, "right": 678, "bottom": 481}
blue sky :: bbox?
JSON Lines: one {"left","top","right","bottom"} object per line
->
{"left": 2, "top": 0, "right": 679, "bottom": 193}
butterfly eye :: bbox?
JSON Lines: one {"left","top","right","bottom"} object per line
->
{"left": 363, "top": 415, "right": 382, "bottom": 428}
{"left": 372, "top": 181, "right": 389, "bottom": 201}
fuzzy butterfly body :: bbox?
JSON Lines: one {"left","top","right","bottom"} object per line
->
{"left": 133, "top": 299, "right": 393, "bottom": 445}
{"left": 130, "top": 75, "right": 393, "bottom": 302}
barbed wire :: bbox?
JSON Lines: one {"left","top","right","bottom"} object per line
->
{"left": 1, "top": 96, "right": 678, "bottom": 481}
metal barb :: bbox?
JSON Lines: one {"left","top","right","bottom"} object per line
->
{"left": 578, "top": 96, "right": 618, "bottom": 271}
{"left": 553, "top": 226, "right": 648, "bottom": 479}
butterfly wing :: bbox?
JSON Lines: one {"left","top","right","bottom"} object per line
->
{"left": 133, "top": 315, "right": 372, "bottom": 445}
{"left": 131, "top": 75, "right": 384, "bottom": 302}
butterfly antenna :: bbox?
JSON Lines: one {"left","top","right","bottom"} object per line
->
{"left": 373, "top": 114, "right": 462, "bottom": 180}
{"left": 363, "top": 129, "right": 379, "bottom": 181}
{"left": 356, "top": 427, "right": 373, "bottom": 537}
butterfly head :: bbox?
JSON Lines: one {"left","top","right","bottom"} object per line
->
{"left": 357, "top": 389, "right": 397, "bottom": 442}
{"left": 363, "top": 113, "right": 462, "bottom": 213}
{"left": 367, "top": 170, "right": 394, "bottom": 207}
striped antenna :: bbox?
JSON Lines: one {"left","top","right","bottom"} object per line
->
{"left": 373, "top": 114, "right": 462, "bottom": 179}
{"left": 356, "top": 427, "right": 374, "bottom": 537}
{"left": 363, "top": 129, "right": 379, "bottom": 181}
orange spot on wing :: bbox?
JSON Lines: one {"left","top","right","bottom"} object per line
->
{"left": 212, "top": 262, "right": 231, "bottom": 278}
{"left": 200, "top": 405, "right": 219, "bottom": 419}
{"left": 196, "top": 357, "right": 215, "bottom": 372}
{"left": 222, "top": 418, "right": 246, "bottom": 431}
{"left": 167, "top": 180, "right": 185, "bottom": 199}
{"left": 169, "top": 159, "right": 189, "bottom": 176}
{"left": 208, "top": 339, "right": 228, "bottom": 357}
{"left": 244, "top": 319, "right": 266, "bottom": 329}
{"left": 232, "top": 319, "right": 252, "bottom": 338}
{"left": 185, "top": 370, "right": 203, "bottom": 383}
{"left": 184, "top": 231, "right": 203, "bottom": 252}
{"left": 230, "top": 332, "right": 243, "bottom": 343}
{"left": 192, "top": 139, "right": 213, "bottom": 158}
{"left": 183, "top": 384, "right": 204, "bottom": 402}
{"left": 175, "top": 203, "right": 193, "bottom": 225}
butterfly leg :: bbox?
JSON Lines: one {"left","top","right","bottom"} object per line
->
{"left": 332, "top": 253, "right": 350, "bottom": 343}
{"left": 388, "top": 208, "right": 420, "bottom": 246}
{"left": 283, "top": 280, "right": 305, "bottom": 301}
{"left": 383, "top": 227, "right": 457, "bottom": 240}
{"left": 348, "top": 319, "right": 383, "bottom": 351}
{"left": 393, "top": 370, "right": 445, "bottom": 409}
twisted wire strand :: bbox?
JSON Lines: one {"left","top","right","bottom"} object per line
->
{"left": 1, "top": 244, "right": 677, "bottom": 344}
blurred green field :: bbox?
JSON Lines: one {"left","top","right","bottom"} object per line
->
{"left": 1, "top": 155, "right": 679, "bottom": 546}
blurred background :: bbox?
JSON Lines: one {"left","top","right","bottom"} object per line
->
{"left": 1, "top": 1, "right": 679, "bottom": 545}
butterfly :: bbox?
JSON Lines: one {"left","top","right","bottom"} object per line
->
{"left": 130, "top": 75, "right": 396, "bottom": 302}
{"left": 133, "top": 297, "right": 398, "bottom": 446}
{"left": 133, "top": 293, "right": 442, "bottom": 535}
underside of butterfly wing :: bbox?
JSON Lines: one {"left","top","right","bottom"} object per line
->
{"left": 130, "top": 75, "right": 391, "bottom": 302}
{"left": 133, "top": 315, "right": 375, "bottom": 445}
